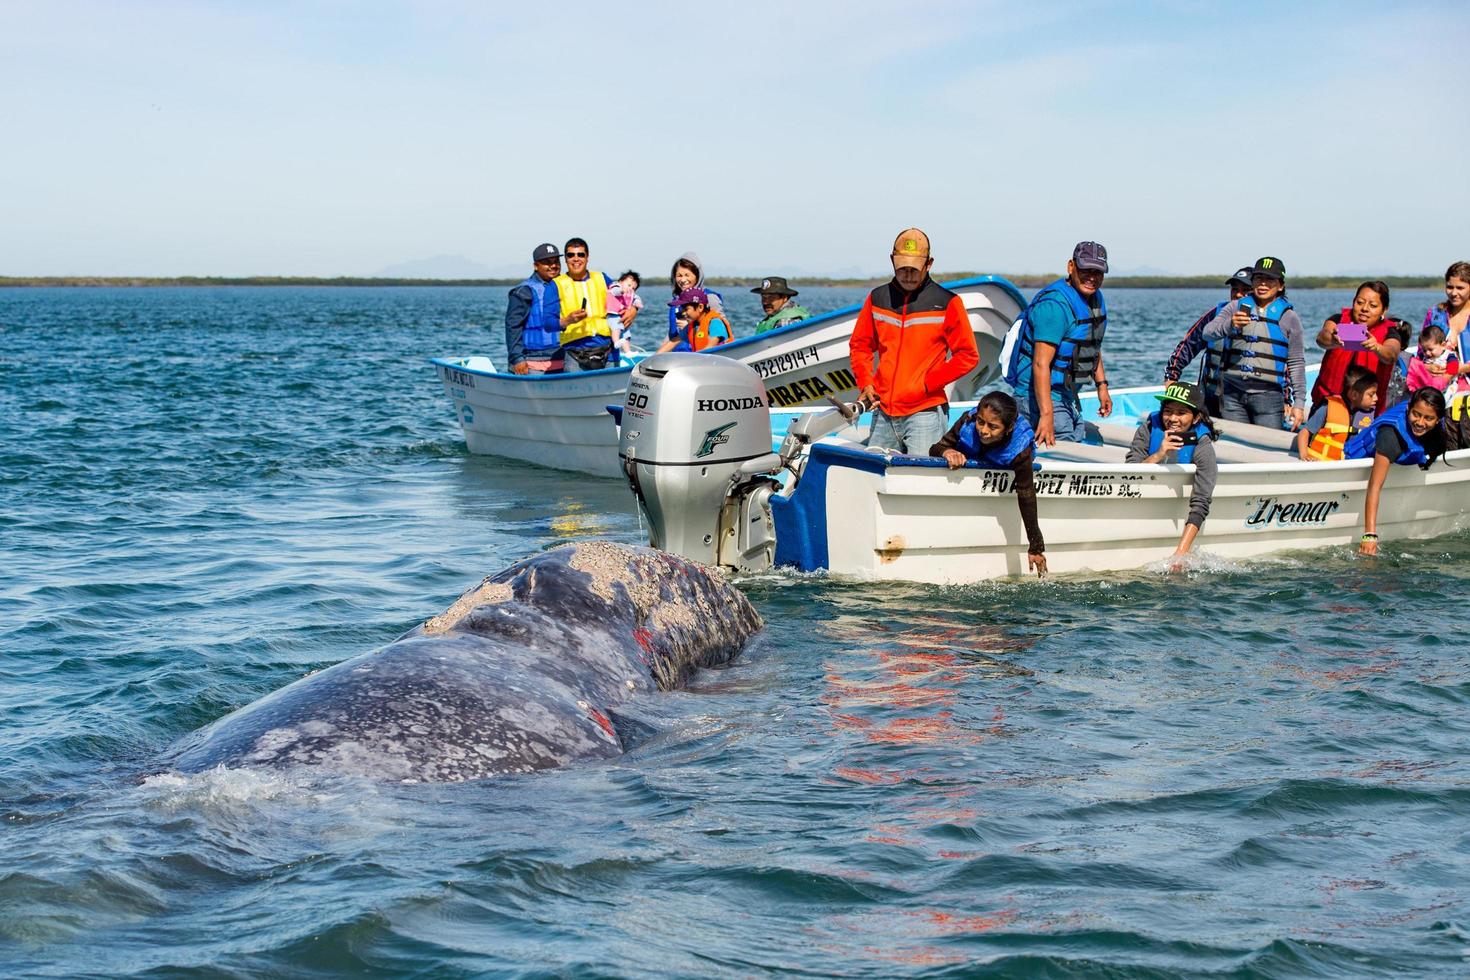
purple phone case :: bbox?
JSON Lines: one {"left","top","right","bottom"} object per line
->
{"left": 1337, "top": 320, "right": 1369, "bottom": 351}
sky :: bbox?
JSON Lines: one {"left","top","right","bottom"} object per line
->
{"left": 2, "top": 0, "right": 1463, "bottom": 278}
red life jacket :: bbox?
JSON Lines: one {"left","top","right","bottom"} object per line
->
{"left": 1312, "top": 309, "right": 1393, "bottom": 415}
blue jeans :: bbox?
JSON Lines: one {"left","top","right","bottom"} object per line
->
{"left": 1220, "top": 381, "right": 1285, "bottom": 427}
{"left": 1024, "top": 387, "right": 1088, "bottom": 443}
{"left": 866, "top": 405, "right": 949, "bottom": 455}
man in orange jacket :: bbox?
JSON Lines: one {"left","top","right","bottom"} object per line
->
{"left": 849, "top": 228, "right": 980, "bottom": 452}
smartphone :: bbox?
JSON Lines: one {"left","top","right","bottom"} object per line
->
{"left": 1176, "top": 431, "right": 1199, "bottom": 446}
{"left": 581, "top": 298, "right": 588, "bottom": 311}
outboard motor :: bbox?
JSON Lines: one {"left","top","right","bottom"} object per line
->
{"left": 619, "top": 354, "right": 781, "bottom": 570}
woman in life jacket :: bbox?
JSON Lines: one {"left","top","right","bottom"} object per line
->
{"left": 1124, "top": 380, "right": 1219, "bottom": 569}
{"left": 1423, "top": 260, "right": 1470, "bottom": 394}
{"left": 1200, "top": 257, "right": 1307, "bottom": 431}
{"left": 929, "top": 391, "right": 1047, "bottom": 578}
{"left": 1297, "top": 364, "right": 1378, "bottom": 461}
{"left": 1313, "top": 280, "right": 1408, "bottom": 416}
{"left": 1345, "top": 387, "right": 1448, "bottom": 556}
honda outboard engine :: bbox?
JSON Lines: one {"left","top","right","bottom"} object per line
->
{"left": 619, "top": 354, "right": 781, "bottom": 569}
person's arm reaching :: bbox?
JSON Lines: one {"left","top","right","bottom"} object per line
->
{"left": 1011, "top": 448, "right": 1046, "bottom": 576}
{"left": 849, "top": 296, "right": 880, "bottom": 408}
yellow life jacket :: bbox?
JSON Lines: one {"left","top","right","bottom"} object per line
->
{"left": 554, "top": 271, "right": 611, "bottom": 345}
{"left": 1306, "top": 396, "right": 1353, "bottom": 461}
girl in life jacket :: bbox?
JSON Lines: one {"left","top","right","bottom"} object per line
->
{"left": 1423, "top": 260, "right": 1470, "bottom": 394}
{"left": 929, "top": 391, "right": 1047, "bottom": 578}
{"left": 1297, "top": 364, "right": 1378, "bottom": 461}
{"left": 1313, "top": 280, "right": 1408, "bottom": 416}
{"left": 1345, "top": 387, "right": 1448, "bottom": 556}
{"left": 1124, "top": 380, "right": 1219, "bottom": 569}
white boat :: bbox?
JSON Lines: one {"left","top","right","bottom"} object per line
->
{"left": 612, "top": 353, "right": 1469, "bottom": 584}
{"left": 431, "top": 276, "right": 1025, "bottom": 478}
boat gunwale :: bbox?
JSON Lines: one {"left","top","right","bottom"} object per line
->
{"left": 426, "top": 275, "right": 1026, "bottom": 382}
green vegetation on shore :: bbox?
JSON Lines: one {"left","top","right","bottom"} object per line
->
{"left": 0, "top": 273, "right": 1445, "bottom": 289}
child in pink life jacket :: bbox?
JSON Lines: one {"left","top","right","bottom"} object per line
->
{"left": 1406, "top": 323, "right": 1460, "bottom": 394}
{"left": 606, "top": 270, "right": 644, "bottom": 353}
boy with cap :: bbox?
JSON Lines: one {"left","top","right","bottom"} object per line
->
{"left": 1163, "top": 265, "right": 1254, "bottom": 416}
{"left": 655, "top": 287, "right": 732, "bottom": 353}
{"left": 751, "top": 277, "right": 811, "bottom": 334}
{"left": 1199, "top": 256, "right": 1307, "bottom": 430}
{"left": 504, "top": 242, "right": 565, "bottom": 375}
{"left": 849, "top": 228, "right": 980, "bottom": 453}
{"left": 1003, "top": 241, "right": 1114, "bottom": 445}
{"left": 1124, "top": 380, "right": 1219, "bottom": 567}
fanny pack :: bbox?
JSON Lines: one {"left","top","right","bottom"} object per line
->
{"left": 563, "top": 344, "right": 611, "bottom": 372}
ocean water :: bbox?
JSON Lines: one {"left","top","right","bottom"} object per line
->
{"left": 4, "top": 283, "right": 1469, "bottom": 978}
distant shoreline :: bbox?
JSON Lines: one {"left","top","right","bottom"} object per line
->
{"left": 0, "top": 273, "right": 1445, "bottom": 290}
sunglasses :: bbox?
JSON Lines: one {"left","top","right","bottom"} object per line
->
{"left": 565, "top": 251, "right": 588, "bottom": 258}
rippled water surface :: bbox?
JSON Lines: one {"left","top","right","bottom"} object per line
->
{"left": 4, "top": 284, "right": 1468, "bottom": 977}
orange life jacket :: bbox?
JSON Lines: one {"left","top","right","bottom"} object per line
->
{"left": 1306, "top": 395, "right": 1354, "bottom": 461}
{"left": 683, "top": 310, "right": 729, "bottom": 352}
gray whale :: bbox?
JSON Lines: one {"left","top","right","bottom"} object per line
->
{"left": 165, "top": 542, "right": 762, "bottom": 782}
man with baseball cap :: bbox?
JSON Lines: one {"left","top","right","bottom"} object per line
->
{"left": 1003, "top": 241, "right": 1113, "bottom": 445}
{"left": 504, "top": 242, "right": 565, "bottom": 375}
{"left": 1163, "top": 265, "right": 1256, "bottom": 416}
{"left": 751, "top": 277, "right": 811, "bottom": 334}
{"left": 849, "top": 228, "right": 980, "bottom": 453}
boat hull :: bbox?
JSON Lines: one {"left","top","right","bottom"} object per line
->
{"left": 433, "top": 277, "right": 1025, "bottom": 477}
{"left": 773, "top": 442, "right": 1470, "bottom": 583}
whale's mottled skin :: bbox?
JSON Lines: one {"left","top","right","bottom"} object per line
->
{"left": 165, "top": 542, "right": 762, "bottom": 782}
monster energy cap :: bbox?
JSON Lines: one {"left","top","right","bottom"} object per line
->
{"left": 1251, "top": 256, "right": 1286, "bottom": 281}
{"left": 1156, "top": 380, "right": 1207, "bottom": 412}
{"left": 891, "top": 228, "right": 931, "bottom": 270}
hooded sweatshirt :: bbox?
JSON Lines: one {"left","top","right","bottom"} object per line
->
{"left": 667, "top": 251, "right": 725, "bottom": 344}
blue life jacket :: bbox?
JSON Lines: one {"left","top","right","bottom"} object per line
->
{"left": 518, "top": 274, "right": 563, "bottom": 356}
{"left": 1225, "top": 295, "right": 1293, "bottom": 386}
{"left": 954, "top": 412, "right": 1035, "bottom": 466}
{"left": 1146, "top": 411, "right": 1210, "bottom": 464}
{"left": 1005, "top": 279, "right": 1107, "bottom": 391}
{"left": 1199, "top": 300, "right": 1231, "bottom": 391}
{"left": 666, "top": 288, "right": 725, "bottom": 351}
{"left": 1343, "top": 402, "right": 1431, "bottom": 465}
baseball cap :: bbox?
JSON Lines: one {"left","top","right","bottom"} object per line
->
{"left": 531, "top": 243, "right": 560, "bottom": 262}
{"left": 1156, "top": 380, "right": 1206, "bottom": 413}
{"left": 750, "top": 276, "right": 798, "bottom": 297}
{"left": 1251, "top": 256, "right": 1286, "bottom": 281}
{"left": 669, "top": 287, "right": 709, "bottom": 307}
{"left": 1226, "top": 267, "right": 1254, "bottom": 289}
{"left": 891, "top": 228, "right": 931, "bottom": 270}
{"left": 1072, "top": 241, "right": 1109, "bottom": 273}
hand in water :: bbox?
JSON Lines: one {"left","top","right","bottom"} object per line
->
{"left": 1028, "top": 552, "right": 1047, "bottom": 578}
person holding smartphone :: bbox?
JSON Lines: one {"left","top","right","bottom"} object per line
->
{"left": 1125, "top": 380, "right": 1219, "bottom": 568}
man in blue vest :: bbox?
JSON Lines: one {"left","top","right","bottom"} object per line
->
{"left": 1004, "top": 241, "right": 1114, "bottom": 445}
{"left": 504, "top": 243, "right": 564, "bottom": 375}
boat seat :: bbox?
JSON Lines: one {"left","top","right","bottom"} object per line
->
{"left": 1037, "top": 442, "right": 1129, "bottom": 464}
